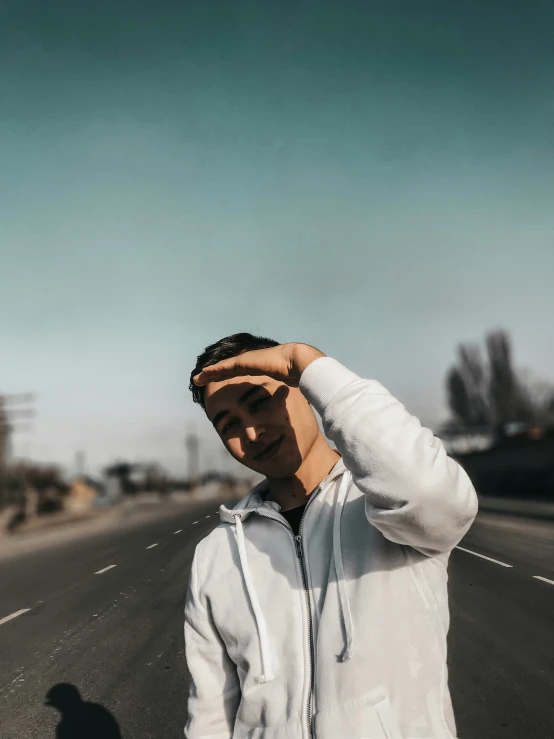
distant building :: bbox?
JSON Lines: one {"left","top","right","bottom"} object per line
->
{"left": 66, "top": 476, "right": 103, "bottom": 511}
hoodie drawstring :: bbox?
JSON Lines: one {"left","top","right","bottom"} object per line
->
{"left": 333, "top": 470, "right": 354, "bottom": 661}
{"left": 233, "top": 514, "right": 275, "bottom": 683}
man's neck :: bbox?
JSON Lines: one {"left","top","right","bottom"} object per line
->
{"left": 265, "top": 436, "right": 341, "bottom": 512}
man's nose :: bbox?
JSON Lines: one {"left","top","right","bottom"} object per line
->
{"left": 245, "top": 424, "right": 265, "bottom": 443}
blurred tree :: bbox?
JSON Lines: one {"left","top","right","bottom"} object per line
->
{"left": 518, "top": 373, "right": 554, "bottom": 426}
{"left": 447, "top": 343, "right": 491, "bottom": 427}
{"left": 104, "top": 462, "right": 135, "bottom": 495}
{"left": 486, "top": 330, "right": 533, "bottom": 425}
{"left": 22, "top": 463, "right": 67, "bottom": 493}
{"left": 446, "top": 329, "right": 554, "bottom": 430}
{"left": 143, "top": 462, "right": 169, "bottom": 495}
{"left": 10, "top": 461, "right": 69, "bottom": 514}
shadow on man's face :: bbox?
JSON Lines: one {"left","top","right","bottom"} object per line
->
{"left": 205, "top": 380, "right": 305, "bottom": 477}
{"left": 44, "top": 683, "right": 123, "bottom": 739}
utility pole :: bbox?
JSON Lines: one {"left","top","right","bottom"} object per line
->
{"left": 75, "top": 450, "right": 86, "bottom": 478}
{"left": 0, "top": 393, "right": 35, "bottom": 508}
{"left": 0, "top": 396, "right": 9, "bottom": 508}
{"left": 185, "top": 430, "right": 200, "bottom": 490}
{"left": 219, "top": 448, "right": 229, "bottom": 476}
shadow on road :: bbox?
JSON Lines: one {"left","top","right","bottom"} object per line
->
{"left": 44, "top": 683, "right": 123, "bottom": 738}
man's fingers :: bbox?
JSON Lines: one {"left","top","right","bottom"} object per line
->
{"left": 193, "top": 359, "right": 265, "bottom": 385}
{"left": 193, "top": 366, "right": 220, "bottom": 386}
{"left": 192, "top": 346, "right": 295, "bottom": 386}
{"left": 192, "top": 372, "right": 206, "bottom": 386}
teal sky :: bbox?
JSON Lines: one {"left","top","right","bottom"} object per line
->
{"left": 2, "top": 1, "right": 553, "bottom": 477}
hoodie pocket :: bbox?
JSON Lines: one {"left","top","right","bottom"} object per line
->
{"left": 374, "top": 697, "right": 404, "bottom": 739}
{"left": 232, "top": 721, "right": 264, "bottom": 738}
{"left": 314, "top": 690, "right": 403, "bottom": 739}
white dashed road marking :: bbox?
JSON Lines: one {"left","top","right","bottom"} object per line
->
{"left": 0, "top": 609, "right": 30, "bottom": 627}
{"left": 174, "top": 530, "right": 182, "bottom": 534}
{"left": 146, "top": 543, "right": 159, "bottom": 550}
{"left": 533, "top": 576, "right": 554, "bottom": 586}
{"left": 95, "top": 565, "right": 117, "bottom": 575}
{"left": 192, "top": 521, "right": 198, "bottom": 525}
{"left": 455, "top": 546, "right": 512, "bottom": 568}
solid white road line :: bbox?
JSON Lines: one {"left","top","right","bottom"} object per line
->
{"left": 0, "top": 609, "right": 30, "bottom": 627}
{"left": 174, "top": 530, "right": 182, "bottom": 534}
{"left": 455, "top": 546, "right": 513, "bottom": 568}
{"left": 146, "top": 543, "right": 158, "bottom": 549}
{"left": 533, "top": 575, "right": 554, "bottom": 586}
{"left": 95, "top": 565, "right": 117, "bottom": 575}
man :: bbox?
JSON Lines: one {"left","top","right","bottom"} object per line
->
{"left": 185, "top": 333, "right": 478, "bottom": 739}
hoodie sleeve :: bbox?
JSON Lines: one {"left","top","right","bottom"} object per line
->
{"left": 299, "top": 356, "right": 478, "bottom": 557}
{"left": 184, "top": 545, "right": 241, "bottom": 739}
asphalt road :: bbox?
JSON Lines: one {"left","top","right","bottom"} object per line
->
{"left": 0, "top": 500, "right": 553, "bottom": 739}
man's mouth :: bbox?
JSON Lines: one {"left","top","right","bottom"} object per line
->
{"left": 255, "top": 436, "right": 284, "bottom": 460}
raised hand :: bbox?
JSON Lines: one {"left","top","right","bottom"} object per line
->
{"left": 192, "top": 343, "right": 325, "bottom": 388}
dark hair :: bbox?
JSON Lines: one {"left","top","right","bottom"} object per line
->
{"left": 189, "top": 332, "right": 280, "bottom": 411}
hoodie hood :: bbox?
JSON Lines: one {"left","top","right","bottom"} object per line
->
{"left": 218, "top": 454, "right": 347, "bottom": 524}
{"left": 216, "top": 455, "right": 353, "bottom": 684}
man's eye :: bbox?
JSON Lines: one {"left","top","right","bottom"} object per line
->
{"left": 222, "top": 419, "right": 238, "bottom": 434}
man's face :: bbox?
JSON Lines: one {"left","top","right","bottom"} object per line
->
{"left": 204, "top": 373, "right": 319, "bottom": 477}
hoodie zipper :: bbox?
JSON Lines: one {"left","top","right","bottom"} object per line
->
{"left": 254, "top": 485, "right": 321, "bottom": 739}
{"left": 295, "top": 505, "right": 316, "bottom": 739}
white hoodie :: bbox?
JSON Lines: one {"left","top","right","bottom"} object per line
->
{"left": 184, "top": 356, "right": 478, "bottom": 739}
